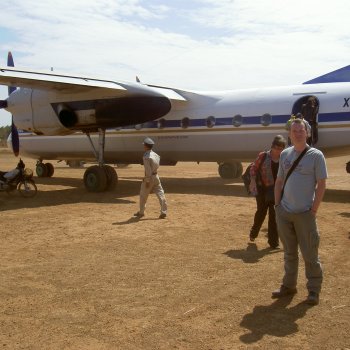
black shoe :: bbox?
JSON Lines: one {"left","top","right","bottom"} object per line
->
{"left": 249, "top": 234, "right": 255, "bottom": 242}
{"left": 306, "top": 291, "right": 319, "bottom": 305}
{"left": 272, "top": 285, "right": 297, "bottom": 298}
{"left": 159, "top": 213, "right": 166, "bottom": 219}
{"left": 133, "top": 212, "right": 144, "bottom": 218}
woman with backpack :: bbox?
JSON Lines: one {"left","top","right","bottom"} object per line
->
{"left": 248, "top": 135, "right": 286, "bottom": 249}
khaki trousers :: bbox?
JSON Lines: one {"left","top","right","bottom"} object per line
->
{"left": 139, "top": 175, "right": 167, "bottom": 215}
{"left": 275, "top": 205, "right": 323, "bottom": 293}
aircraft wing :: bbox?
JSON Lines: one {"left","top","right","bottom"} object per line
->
{"left": 0, "top": 66, "right": 187, "bottom": 101}
{"left": 0, "top": 66, "right": 189, "bottom": 133}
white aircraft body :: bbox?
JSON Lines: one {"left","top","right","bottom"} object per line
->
{"left": 1, "top": 62, "right": 350, "bottom": 191}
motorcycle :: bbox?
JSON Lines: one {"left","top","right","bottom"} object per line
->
{"left": 0, "top": 159, "right": 37, "bottom": 197}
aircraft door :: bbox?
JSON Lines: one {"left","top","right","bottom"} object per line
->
{"left": 292, "top": 95, "right": 319, "bottom": 145}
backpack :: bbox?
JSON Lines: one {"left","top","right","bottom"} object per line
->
{"left": 242, "top": 152, "right": 267, "bottom": 195}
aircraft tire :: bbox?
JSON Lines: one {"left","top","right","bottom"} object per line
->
{"left": 235, "top": 162, "right": 243, "bottom": 178}
{"left": 36, "top": 163, "right": 48, "bottom": 177}
{"left": 218, "top": 162, "right": 237, "bottom": 179}
{"left": 104, "top": 165, "right": 118, "bottom": 191}
{"left": 84, "top": 166, "right": 108, "bottom": 192}
{"left": 219, "top": 161, "right": 243, "bottom": 179}
{"left": 45, "top": 163, "right": 55, "bottom": 177}
{"left": 67, "top": 160, "right": 84, "bottom": 168}
{"left": 346, "top": 161, "right": 350, "bottom": 174}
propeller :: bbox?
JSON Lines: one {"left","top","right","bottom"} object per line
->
{"left": 6, "top": 51, "right": 19, "bottom": 156}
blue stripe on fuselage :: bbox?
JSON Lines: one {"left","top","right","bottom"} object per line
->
{"left": 319, "top": 112, "right": 350, "bottom": 122}
{"left": 47, "top": 100, "right": 350, "bottom": 129}
{"left": 121, "top": 112, "right": 350, "bottom": 129}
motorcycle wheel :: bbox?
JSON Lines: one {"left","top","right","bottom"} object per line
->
{"left": 5, "top": 183, "right": 17, "bottom": 196}
{"left": 18, "top": 180, "right": 37, "bottom": 198}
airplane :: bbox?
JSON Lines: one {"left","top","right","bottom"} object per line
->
{"left": 0, "top": 52, "right": 349, "bottom": 192}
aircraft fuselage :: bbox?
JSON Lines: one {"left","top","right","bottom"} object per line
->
{"left": 11, "top": 83, "right": 350, "bottom": 163}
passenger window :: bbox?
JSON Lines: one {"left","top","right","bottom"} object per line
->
{"left": 232, "top": 114, "right": 243, "bottom": 127}
{"left": 261, "top": 113, "right": 272, "bottom": 126}
{"left": 157, "top": 118, "right": 166, "bottom": 129}
{"left": 181, "top": 117, "right": 190, "bottom": 129}
{"left": 206, "top": 116, "right": 216, "bottom": 128}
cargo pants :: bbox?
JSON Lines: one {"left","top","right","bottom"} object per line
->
{"left": 275, "top": 204, "right": 323, "bottom": 293}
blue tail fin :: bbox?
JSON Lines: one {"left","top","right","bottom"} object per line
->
{"left": 7, "top": 51, "right": 16, "bottom": 95}
{"left": 303, "top": 65, "right": 350, "bottom": 84}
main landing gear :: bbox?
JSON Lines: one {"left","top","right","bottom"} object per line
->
{"left": 218, "top": 161, "right": 243, "bottom": 179}
{"left": 36, "top": 161, "right": 55, "bottom": 178}
{"left": 83, "top": 164, "right": 118, "bottom": 192}
{"left": 82, "top": 128, "right": 118, "bottom": 192}
{"left": 36, "top": 129, "right": 118, "bottom": 192}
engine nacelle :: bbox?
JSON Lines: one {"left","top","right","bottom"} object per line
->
{"left": 56, "top": 103, "right": 78, "bottom": 128}
{"left": 7, "top": 89, "right": 75, "bottom": 135}
{"left": 7, "top": 86, "right": 171, "bottom": 135}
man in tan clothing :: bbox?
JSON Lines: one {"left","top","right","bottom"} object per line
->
{"left": 134, "top": 137, "right": 167, "bottom": 219}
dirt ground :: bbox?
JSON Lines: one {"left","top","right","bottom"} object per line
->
{"left": 0, "top": 148, "right": 349, "bottom": 350}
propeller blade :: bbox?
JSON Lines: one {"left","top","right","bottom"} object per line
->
{"left": 6, "top": 51, "right": 19, "bottom": 156}
{"left": 11, "top": 122, "right": 19, "bottom": 157}
{"left": 7, "top": 51, "right": 14, "bottom": 66}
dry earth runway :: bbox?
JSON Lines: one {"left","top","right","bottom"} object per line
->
{"left": 0, "top": 148, "right": 349, "bottom": 349}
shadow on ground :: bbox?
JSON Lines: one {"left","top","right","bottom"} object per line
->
{"left": 224, "top": 243, "right": 282, "bottom": 264}
{"left": 1, "top": 175, "right": 348, "bottom": 212}
{"left": 240, "top": 296, "right": 313, "bottom": 343}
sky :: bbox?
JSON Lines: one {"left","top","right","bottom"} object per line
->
{"left": 1, "top": 0, "right": 350, "bottom": 126}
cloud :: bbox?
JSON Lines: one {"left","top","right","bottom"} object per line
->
{"left": 1, "top": 0, "right": 350, "bottom": 127}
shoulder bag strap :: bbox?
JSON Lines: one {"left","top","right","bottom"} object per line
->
{"left": 281, "top": 146, "right": 310, "bottom": 199}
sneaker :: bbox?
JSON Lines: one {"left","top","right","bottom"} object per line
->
{"left": 272, "top": 285, "right": 297, "bottom": 299}
{"left": 159, "top": 213, "right": 167, "bottom": 219}
{"left": 306, "top": 291, "right": 319, "bottom": 305}
{"left": 133, "top": 212, "right": 144, "bottom": 218}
